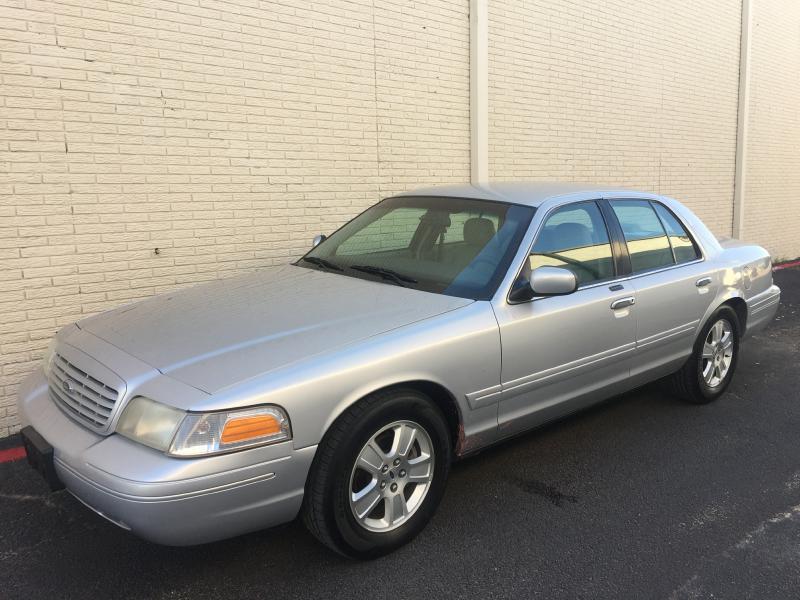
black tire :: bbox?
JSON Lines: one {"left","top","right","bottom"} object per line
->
{"left": 302, "top": 388, "right": 452, "bottom": 558}
{"left": 670, "top": 305, "right": 740, "bottom": 404}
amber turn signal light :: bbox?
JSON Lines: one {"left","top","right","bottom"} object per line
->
{"left": 221, "top": 415, "right": 282, "bottom": 443}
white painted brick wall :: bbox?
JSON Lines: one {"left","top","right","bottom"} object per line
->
{"left": 743, "top": 0, "right": 800, "bottom": 260}
{"left": 0, "top": 0, "right": 469, "bottom": 437}
{"left": 488, "top": 0, "right": 742, "bottom": 238}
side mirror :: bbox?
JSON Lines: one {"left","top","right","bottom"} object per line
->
{"left": 530, "top": 266, "right": 578, "bottom": 296}
{"left": 312, "top": 234, "right": 327, "bottom": 248}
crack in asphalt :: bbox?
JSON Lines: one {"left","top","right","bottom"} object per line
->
{"left": 669, "top": 493, "right": 800, "bottom": 599}
{"left": 733, "top": 503, "right": 800, "bottom": 551}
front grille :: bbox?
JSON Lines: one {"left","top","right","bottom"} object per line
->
{"left": 48, "top": 353, "right": 120, "bottom": 429}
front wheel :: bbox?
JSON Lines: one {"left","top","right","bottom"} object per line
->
{"left": 302, "top": 389, "right": 451, "bottom": 558}
{"left": 669, "top": 306, "right": 740, "bottom": 404}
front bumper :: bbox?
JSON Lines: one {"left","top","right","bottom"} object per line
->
{"left": 17, "top": 368, "right": 316, "bottom": 546}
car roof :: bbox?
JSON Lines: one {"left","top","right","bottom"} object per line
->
{"left": 391, "top": 182, "right": 657, "bottom": 207}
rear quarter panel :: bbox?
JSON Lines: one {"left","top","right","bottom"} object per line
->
{"left": 660, "top": 197, "right": 776, "bottom": 337}
{"left": 701, "top": 239, "right": 775, "bottom": 336}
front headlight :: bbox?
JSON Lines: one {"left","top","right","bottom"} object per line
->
{"left": 116, "top": 396, "right": 185, "bottom": 452}
{"left": 116, "top": 397, "right": 291, "bottom": 457}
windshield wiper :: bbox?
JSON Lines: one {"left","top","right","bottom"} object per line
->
{"left": 350, "top": 265, "right": 418, "bottom": 287}
{"left": 299, "top": 256, "right": 344, "bottom": 271}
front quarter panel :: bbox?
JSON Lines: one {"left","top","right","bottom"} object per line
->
{"left": 205, "top": 301, "right": 503, "bottom": 455}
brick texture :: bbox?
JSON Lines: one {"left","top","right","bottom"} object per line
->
{"left": 0, "top": 0, "right": 469, "bottom": 437}
{"left": 488, "top": 0, "right": 742, "bottom": 238}
{"left": 742, "top": 0, "right": 800, "bottom": 260}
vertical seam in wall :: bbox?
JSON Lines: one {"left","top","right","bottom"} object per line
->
{"left": 470, "top": 0, "right": 488, "bottom": 184}
{"left": 733, "top": 0, "right": 753, "bottom": 239}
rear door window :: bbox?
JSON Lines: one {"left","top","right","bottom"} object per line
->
{"left": 610, "top": 200, "right": 675, "bottom": 273}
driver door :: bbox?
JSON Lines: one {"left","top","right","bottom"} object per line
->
{"left": 492, "top": 200, "right": 637, "bottom": 436}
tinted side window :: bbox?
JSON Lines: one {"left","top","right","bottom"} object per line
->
{"left": 610, "top": 200, "right": 674, "bottom": 273}
{"left": 653, "top": 203, "right": 701, "bottom": 263}
{"left": 531, "top": 202, "right": 614, "bottom": 285}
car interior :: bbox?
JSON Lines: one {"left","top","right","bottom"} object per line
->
{"left": 329, "top": 208, "right": 515, "bottom": 292}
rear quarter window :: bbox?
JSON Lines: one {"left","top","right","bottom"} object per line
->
{"left": 652, "top": 203, "right": 701, "bottom": 263}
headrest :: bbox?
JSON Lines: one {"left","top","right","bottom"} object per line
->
{"left": 554, "top": 222, "right": 593, "bottom": 249}
{"left": 463, "top": 218, "right": 496, "bottom": 246}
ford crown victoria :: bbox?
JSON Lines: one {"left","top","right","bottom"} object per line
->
{"left": 18, "top": 183, "right": 780, "bottom": 557}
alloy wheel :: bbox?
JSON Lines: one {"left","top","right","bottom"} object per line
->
{"left": 701, "top": 318, "right": 734, "bottom": 388}
{"left": 348, "top": 420, "right": 434, "bottom": 533}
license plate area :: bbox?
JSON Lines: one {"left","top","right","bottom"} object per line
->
{"left": 20, "top": 426, "right": 65, "bottom": 491}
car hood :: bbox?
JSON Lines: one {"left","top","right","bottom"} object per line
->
{"left": 78, "top": 264, "right": 472, "bottom": 393}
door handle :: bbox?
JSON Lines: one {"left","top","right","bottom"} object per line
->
{"left": 695, "top": 277, "right": 712, "bottom": 287}
{"left": 611, "top": 296, "right": 635, "bottom": 310}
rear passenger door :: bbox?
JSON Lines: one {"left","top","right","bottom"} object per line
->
{"left": 607, "top": 199, "right": 717, "bottom": 382}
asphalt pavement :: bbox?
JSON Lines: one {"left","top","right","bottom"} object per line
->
{"left": 1, "top": 268, "right": 799, "bottom": 599}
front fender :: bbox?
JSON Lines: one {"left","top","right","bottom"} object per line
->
{"left": 208, "top": 301, "right": 502, "bottom": 452}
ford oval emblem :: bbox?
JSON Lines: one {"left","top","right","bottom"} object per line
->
{"left": 62, "top": 379, "right": 75, "bottom": 394}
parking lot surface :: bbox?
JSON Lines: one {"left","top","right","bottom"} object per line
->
{"left": 1, "top": 268, "right": 798, "bottom": 600}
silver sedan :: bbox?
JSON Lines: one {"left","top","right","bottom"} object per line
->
{"left": 17, "top": 183, "right": 781, "bottom": 557}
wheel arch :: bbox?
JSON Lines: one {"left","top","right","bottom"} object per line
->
{"left": 720, "top": 296, "right": 748, "bottom": 333}
{"left": 390, "top": 380, "right": 464, "bottom": 455}
{"left": 321, "top": 379, "right": 465, "bottom": 457}
{"left": 700, "top": 287, "right": 748, "bottom": 338}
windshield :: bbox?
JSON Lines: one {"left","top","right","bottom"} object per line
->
{"left": 297, "top": 196, "right": 535, "bottom": 300}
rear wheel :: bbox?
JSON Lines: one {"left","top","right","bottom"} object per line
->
{"left": 302, "top": 388, "right": 451, "bottom": 558}
{"left": 670, "top": 306, "right": 740, "bottom": 404}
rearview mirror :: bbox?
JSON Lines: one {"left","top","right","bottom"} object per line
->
{"left": 312, "top": 234, "right": 327, "bottom": 248}
{"left": 530, "top": 266, "right": 578, "bottom": 296}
